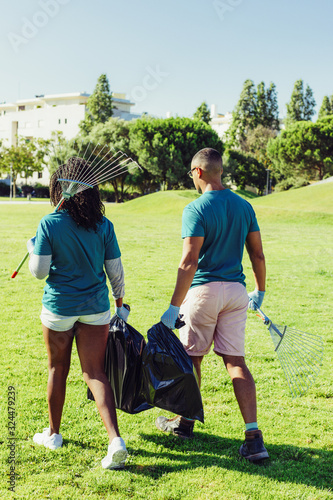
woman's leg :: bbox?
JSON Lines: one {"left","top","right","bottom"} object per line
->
{"left": 75, "top": 322, "right": 120, "bottom": 443}
{"left": 42, "top": 325, "right": 74, "bottom": 435}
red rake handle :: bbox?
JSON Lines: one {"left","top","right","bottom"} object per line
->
{"left": 11, "top": 252, "right": 29, "bottom": 278}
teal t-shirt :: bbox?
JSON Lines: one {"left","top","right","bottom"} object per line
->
{"left": 34, "top": 212, "right": 121, "bottom": 316}
{"left": 181, "top": 189, "right": 259, "bottom": 287}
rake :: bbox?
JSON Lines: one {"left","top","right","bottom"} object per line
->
{"left": 11, "top": 143, "right": 141, "bottom": 278}
{"left": 256, "top": 308, "right": 324, "bottom": 398}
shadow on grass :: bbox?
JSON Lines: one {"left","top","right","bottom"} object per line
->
{"left": 133, "top": 432, "right": 333, "bottom": 492}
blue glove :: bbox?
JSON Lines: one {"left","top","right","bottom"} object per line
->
{"left": 161, "top": 304, "right": 180, "bottom": 330}
{"left": 116, "top": 305, "right": 130, "bottom": 322}
{"left": 27, "top": 237, "right": 36, "bottom": 255}
{"left": 248, "top": 289, "right": 265, "bottom": 311}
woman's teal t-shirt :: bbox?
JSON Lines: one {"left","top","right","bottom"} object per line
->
{"left": 34, "top": 212, "right": 121, "bottom": 316}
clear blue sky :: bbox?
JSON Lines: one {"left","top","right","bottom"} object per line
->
{"left": 1, "top": 0, "right": 332, "bottom": 119}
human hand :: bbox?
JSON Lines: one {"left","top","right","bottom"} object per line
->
{"left": 161, "top": 304, "right": 180, "bottom": 330}
{"left": 26, "top": 237, "right": 36, "bottom": 255}
{"left": 115, "top": 305, "right": 130, "bottom": 322}
{"left": 248, "top": 289, "right": 265, "bottom": 311}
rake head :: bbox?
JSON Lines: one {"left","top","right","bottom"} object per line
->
{"left": 257, "top": 308, "right": 324, "bottom": 398}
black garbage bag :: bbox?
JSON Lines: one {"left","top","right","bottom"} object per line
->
{"left": 87, "top": 314, "right": 152, "bottom": 414}
{"left": 142, "top": 322, "right": 204, "bottom": 423}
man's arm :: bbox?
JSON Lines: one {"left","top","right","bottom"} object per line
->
{"left": 245, "top": 231, "right": 266, "bottom": 291}
{"left": 245, "top": 231, "right": 266, "bottom": 310}
{"left": 170, "top": 236, "right": 204, "bottom": 306}
{"left": 161, "top": 236, "right": 204, "bottom": 329}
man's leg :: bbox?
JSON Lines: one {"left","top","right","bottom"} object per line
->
{"left": 221, "top": 354, "right": 257, "bottom": 424}
{"left": 220, "top": 353, "right": 269, "bottom": 462}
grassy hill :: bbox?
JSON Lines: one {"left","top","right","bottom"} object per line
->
{"left": 252, "top": 181, "right": 333, "bottom": 214}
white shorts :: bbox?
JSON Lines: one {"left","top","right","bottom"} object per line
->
{"left": 179, "top": 282, "right": 248, "bottom": 357}
{"left": 40, "top": 306, "right": 111, "bottom": 332}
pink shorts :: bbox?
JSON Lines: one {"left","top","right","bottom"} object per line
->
{"left": 179, "top": 282, "right": 248, "bottom": 357}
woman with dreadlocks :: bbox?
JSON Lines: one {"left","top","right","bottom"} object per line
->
{"left": 27, "top": 157, "right": 128, "bottom": 470}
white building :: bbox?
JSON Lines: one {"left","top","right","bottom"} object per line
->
{"left": 0, "top": 92, "right": 141, "bottom": 186}
{"left": 209, "top": 104, "right": 233, "bottom": 139}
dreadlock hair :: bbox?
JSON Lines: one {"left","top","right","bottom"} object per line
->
{"left": 50, "top": 157, "right": 105, "bottom": 232}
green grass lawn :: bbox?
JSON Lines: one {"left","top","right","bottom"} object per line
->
{"left": 0, "top": 184, "right": 332, "bottom": 499}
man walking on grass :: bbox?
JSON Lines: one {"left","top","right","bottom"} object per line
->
{"left": 157, "top": 147, "right": 269, "bottom": 463}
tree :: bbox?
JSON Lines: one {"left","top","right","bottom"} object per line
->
{"left": 223, "top": 150, "right": 267, "bottom": 194}
{"left": 79, "top": 74, "right": 113, "bottom": 134}
{"left": 227, "top": 80, "right": 279, "bottom": 150}
{"left": 48, "top": 131, "right": 78, "bottom": 175}
{"left": 226, "top": 79, "right": 257, "bottom": 149}
{"left": 318, "top": 95, "right": 333, "bottom": 120}
{"left": 129, "top": 116, "right": 224, "bottom": 190}
{"left": 0, "top": 137, "right": 50, "bottom": 197}
{"left": 267, "top": 116, "right": 333, "bottom": 182}
{"left": 265, "top": 82, "right": 280, "bottom": 131}
{"left": 285, "top": 79, "right": 316, "bottom": 127}
{"left": 243, "top": 125, "right": 277, "bottom": 167}
{"left": 193, "top": 102, "right": 211, "bottom": 124}
{"left": 303, "top": 84, "right": 316, "bottom": 121}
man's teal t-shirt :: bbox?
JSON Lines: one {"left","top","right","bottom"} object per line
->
{"left": 181, "top": 189, "right": 259, "bottom": 288}
{"left": 34, "top": 212, "right": 121, "bottom": 316}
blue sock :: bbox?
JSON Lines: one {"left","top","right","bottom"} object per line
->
{"left": 245, "top": 422, "right": 258, "bottom": 431}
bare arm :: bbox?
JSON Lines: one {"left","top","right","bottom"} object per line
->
{"left": 170, "top": 236, "right": 204, "bottom": 307}
{"left": 245, "top": 231, "right": 266, "bottom": 291}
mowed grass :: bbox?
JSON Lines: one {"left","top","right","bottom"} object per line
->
{"left": 0, "top": 184, "right": 332, "bottom": 500}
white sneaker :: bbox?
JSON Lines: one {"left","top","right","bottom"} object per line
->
{"left": 101, "top": 437, "right": 128, "bottom": 470}
{"left": 33, "top": 427, "right": 63, "bottom": 450}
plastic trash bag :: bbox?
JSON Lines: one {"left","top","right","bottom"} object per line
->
{"left": 87, "top": 314, "right": 152, "bottom": 414}
{"left": 142, "top": 322, "right": 204, "bottom": 423}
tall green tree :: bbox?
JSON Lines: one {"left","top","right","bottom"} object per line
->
{"left": 226, "top": 79, "right": 258, "bottom": 148}
{"left": 193, "top": 102, "right": 211, "bottom": 124}
{"left": 265, "top": 82, "right": 280, "bottom": 131}
{"left": 285, "top": 79, "right": 316, "bottom": 127}
{"left": 318, "top": 95, "right": 333, "bottom": 120}
{"left": 79, "top": 74, "right": 113, "bottom": 134}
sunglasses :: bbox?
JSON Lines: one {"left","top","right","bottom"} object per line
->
{"left": 187, "top": 167, "right": 197, "bottom": 178}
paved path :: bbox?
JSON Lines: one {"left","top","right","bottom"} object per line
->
{"left": 0, "top": 201, "right": 50, "bottom": 204}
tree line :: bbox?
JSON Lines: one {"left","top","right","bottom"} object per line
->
{"left": 1, "top": 73, "right": 332, "bottom": 199}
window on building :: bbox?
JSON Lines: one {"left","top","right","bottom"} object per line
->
{"left": 64, "top": 118, "right": 67, "bottom": 124}
{"left": 18, "top": 106, "right": 25, "bottom": 111}
{"left": 38, "top": 172, "right": 43, "bottom": 179}
{"left": 58, "top": 119, "right": 61, "bottom": 124}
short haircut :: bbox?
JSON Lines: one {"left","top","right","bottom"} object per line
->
{"left": 191, "top": 148, "right": 222, "bottom": 174}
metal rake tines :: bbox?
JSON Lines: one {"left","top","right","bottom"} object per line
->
{"left": 268, "top": 323, "right": 324, "bottom": 398}
{"left": 55, "top": 142, "right": 141, "bottom": 194}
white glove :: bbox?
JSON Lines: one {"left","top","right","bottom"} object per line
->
{"left": 161, "top": 304, "right": 180, "bottom": 330}
{"left": 248, "top": 289, "right": 265, "bottom": 311}
{"left": 115, "top": 305, "right": 130, "bottom": 322}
